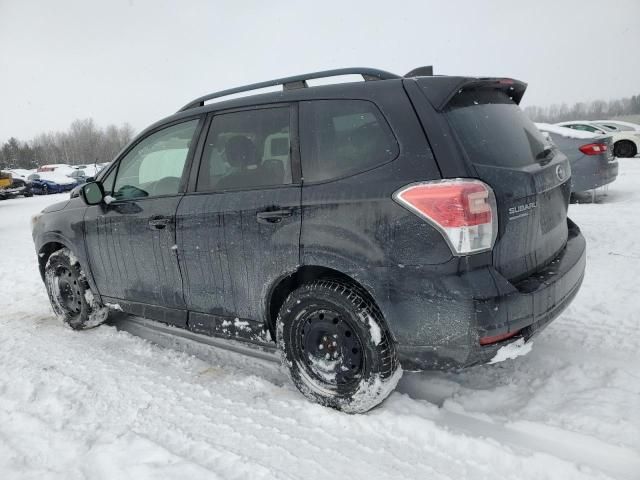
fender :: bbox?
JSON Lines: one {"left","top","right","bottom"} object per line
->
{"left": 32, "top": 201, "right": 103, "bottom": 304}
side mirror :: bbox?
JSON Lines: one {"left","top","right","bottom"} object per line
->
{"left": 81, "top": 181, "right": 105, "bottom": 205}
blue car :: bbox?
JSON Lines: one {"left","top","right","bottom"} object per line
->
{"left": 28, "top": 173, "right": 79, "bottom": 195}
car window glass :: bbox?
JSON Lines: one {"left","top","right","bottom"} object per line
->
{"left": 196, "top": 107, "right": 292, "bottom": 191}
{"left": 445, "top": 89, "right": 549, "bottom": 168}
{"left": 101, "top": 166, "right": 117, "bottom": 194}
{"left": 112, "top": 120, "right": 198, "bottom": 200}
{"left": 300, "top": 100, "right": 398, "bottom": 182}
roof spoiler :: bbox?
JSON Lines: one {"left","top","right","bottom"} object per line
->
{"left": 405, "top": 66, "right": 434, "bottom": 77}
{"left": 413, "top": 76, "right": 528, "bottom": 111}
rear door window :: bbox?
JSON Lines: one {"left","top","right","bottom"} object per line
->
{"left": 445, "top": 90, "right": 548, "bottom": 168}
{"left": 196, "top": 106, "right": 292, "bottom": 191}
{"left": 300, "top": 100, "right": 398, "bottom": 182}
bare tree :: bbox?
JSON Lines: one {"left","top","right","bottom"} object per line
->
{"left": 525, "top": 92, "right": 640, "bottom": 123}
{"left": 1, "top": 119, "right": 136, "bottom": 169}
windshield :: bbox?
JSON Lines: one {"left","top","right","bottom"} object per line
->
{"left": 445, "top": 89, "right": 549, "bottom": 168}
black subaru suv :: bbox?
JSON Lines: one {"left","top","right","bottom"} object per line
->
{"left": 32, "top": 67, "right": 586, "bottom": 413}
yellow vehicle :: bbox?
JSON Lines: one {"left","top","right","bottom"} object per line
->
{"left": 0, "top": 170, "right": 12, "bottom": 190}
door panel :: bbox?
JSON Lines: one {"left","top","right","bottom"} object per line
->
{"left": 177, "top": 187, "right": 300, "bottom": 325}
{"left": 177, "top": 105, "right": 301, "bottom": 339}
{"left": 84, "top": 197, "right": 185, "bottom": 311}
{"left": 83, "top": 118, "right": 202, "bottom": 325}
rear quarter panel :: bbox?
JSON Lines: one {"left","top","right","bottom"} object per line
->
{"left": 299, "top": 82, "right": 456, "bottom": 339}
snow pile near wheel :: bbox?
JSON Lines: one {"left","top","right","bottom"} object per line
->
{"left": 342, "top": 366, "right": 403, "bottom": 414}
{"left": 83, "top": 289, "right": 109, "bottom": 328}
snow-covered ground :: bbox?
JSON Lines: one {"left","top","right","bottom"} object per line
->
{"left": 1, "top": 162, "right": 639, "bottom": 480}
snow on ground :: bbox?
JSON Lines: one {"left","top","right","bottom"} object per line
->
{"left": 1, "top": 161, "right": 639, "bottom": 480}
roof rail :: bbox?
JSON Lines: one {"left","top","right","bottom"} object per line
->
{"left": 178, "top": 68, "right": 400, "bottom": 112}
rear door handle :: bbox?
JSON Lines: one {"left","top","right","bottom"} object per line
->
{"left": 148, "top": 216, "right": 171, "bottom": 230}
{"left": 256, "top": 208, "right": 293, "bottom": 224}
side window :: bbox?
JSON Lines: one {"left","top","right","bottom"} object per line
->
{"left": 112, "top": 120, "right": 199, "bottom": 200}
{"left": 573, "top": 124, "right": 597, "bottom": 132}
{"left": 196, "top": 107, "right": 292, "bottom": 192}
{"left": 300, "top": 100, "right": 398, "bottom": 183}
{"left": 101, "top": 165, "right": 117, "bottom": 195}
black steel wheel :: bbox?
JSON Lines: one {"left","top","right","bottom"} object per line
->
{"left": 44, "top": 247, "right": 108, "bottom": 329}
{"left": 277, "top": 279, "right": 401, "bottom": 413}
{"left": 614, "top": 140, "right": 637, "bottom": 158}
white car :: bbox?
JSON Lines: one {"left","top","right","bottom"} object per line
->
{"left": 556, "top": 120, "right": 640, "bottom": 158}
{"left": 5, "top": 168, "right": 35, "bottom": 181}
{"left": 593, "top": 120, "right": 640, "bottom": 132}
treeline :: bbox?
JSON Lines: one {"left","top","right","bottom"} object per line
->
{"left": 524, "top": 93, "right": 640, "bottom": 123}
{"left": 0, "top": 119, "right": 135, "bottom": 170}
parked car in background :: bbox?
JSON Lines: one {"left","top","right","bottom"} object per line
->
{"left": 0, "top": 170, "right": 12, "bottom": 196}
{"left": 68, "top": 169, "right": 90, "bottom": 183}
{"left": 593, "top": 120, "right": 640, "bottom": 132}
{"left": 0, "top": 170, "right": 33, "bottom": 199}
{"left": 6, "top": 168, "right": 36, "bottom": 180}
{"left": 37, "top": 164, "right": 75, "bottom": 174}
{"left": 28, "top": 172, "right": 78, "bottom": 194}
{"left": 71, "top": 164, "right": 102, "bottom": 181}
{"left": 536, "top": 123, "right": 618, "bottom": 193}
{"left": 556, "top": 121, "right": 639, "bottom": 158}
{"left": 32, "top": 67, "right": 587, "bottom": 413}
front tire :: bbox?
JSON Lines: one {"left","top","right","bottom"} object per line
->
{"left": 277, "top": 280, "right": 401, "bottom": 413}
{"left": 44, "top": 248, "right": 109, "bottom": 329}
{"left": 614, "top": 140, "right": 637, "bottom": 158}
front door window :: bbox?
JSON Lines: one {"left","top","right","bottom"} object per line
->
{"left": 111, "top": 120, "right": 199, "bottom": 199}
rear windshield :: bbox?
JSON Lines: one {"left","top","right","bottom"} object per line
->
{"left": 445, "top": 89, "right": 548, "bottom": 168}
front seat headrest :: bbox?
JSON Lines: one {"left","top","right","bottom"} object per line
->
{"left": 225, "top": 136, "right": 256, "bottom": 169}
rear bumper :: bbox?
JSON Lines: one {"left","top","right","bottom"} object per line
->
{"left": 571, "top": 157, "right": 618, "bottom": 192}
{"left": 395, "top": 219, "right": 586, "bottom": 370}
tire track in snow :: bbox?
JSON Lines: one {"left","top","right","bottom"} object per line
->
{"left": 430, "top": 407, "right": 640, "bottom": 480}
{"left": 115, "top": 315, "right": 636, "bottom": 480}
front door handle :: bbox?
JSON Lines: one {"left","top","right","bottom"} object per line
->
{"left": 256, "top": 208, "right": 293, "bottom": 224}
{"left": 148, "top": 216, "right": 171, "bottom": 230}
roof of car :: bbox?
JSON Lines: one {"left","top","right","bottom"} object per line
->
{"left": 138, "top": 67, "right": 527, "bottom": 142}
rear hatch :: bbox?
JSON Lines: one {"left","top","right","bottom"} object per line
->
{"left": 437, "top": 85, "right": 571, "bottom": 281}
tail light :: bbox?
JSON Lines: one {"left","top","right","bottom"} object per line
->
{"left": 393, "top": 179, "right": 498, "bottom": 255}
{"left": 480, "top": 329, "right": 521, "bottom": 346}
{"left": 579, "top": 143, "right": 608, "bottom": 155}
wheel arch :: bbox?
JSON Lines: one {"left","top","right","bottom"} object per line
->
{"left": 614, "top": 139, "right": 638, "bottom": 157}
{"left": 265, "top": 265, "right": 386, "bottom": 342}
{"left": 37, "top": 241, "right": 68, "bottom": 280}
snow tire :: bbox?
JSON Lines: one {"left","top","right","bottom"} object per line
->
{"left": 277, "top": 279, "right": 401, "bottom": 413}
{"left": 44, "top": 247, "right": 108, "bottom": 330}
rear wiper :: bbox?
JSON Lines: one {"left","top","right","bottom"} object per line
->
{"left": 536, "top": 147, "right": 554, "bottom": 163}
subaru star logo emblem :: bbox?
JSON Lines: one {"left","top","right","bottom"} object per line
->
{"left": 556, "top": 165, "right": 567, "bottom": 181}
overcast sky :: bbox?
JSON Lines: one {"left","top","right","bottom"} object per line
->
{"left": 1, "top": 0, "right": 639, "bottom": 141}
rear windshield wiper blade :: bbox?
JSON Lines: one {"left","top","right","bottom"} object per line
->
{"left": 536, "top": 147, "right": 554, "bottom": 163}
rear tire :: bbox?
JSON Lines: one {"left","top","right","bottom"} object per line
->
{"left": 277, "top": 279, "right": 401, "bottom": 413}
{"left": 44, "top": 248, "right": 109, "bottom": 329}
{"left": 614, "top": 140, "right": 637, "bottom": 158}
